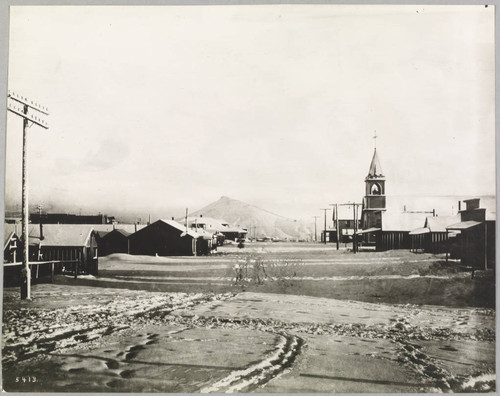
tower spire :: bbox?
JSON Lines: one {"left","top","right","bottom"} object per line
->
{"left": 373, "top": 130, "right": 377, "bottom": 150}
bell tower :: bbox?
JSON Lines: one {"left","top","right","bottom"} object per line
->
{"left": 361, "top": 140, "right": 386, "bottom": 234}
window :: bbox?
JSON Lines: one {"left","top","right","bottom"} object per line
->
{"left": 371, "top": 183, "right": 381, "bottom": 195}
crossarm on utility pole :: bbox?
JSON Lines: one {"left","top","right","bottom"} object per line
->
{"left": 7, "top": 92, "right": 49, "bottom": 300}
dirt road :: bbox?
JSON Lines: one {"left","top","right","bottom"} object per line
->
{"left": 2, "top": 284, "right": 495, "bottom": 393}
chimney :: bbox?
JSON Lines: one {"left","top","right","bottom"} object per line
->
{"left": 39, "top": 222, "right": 44, "bottom": 241}
{"left": 458, "top": 201, "right": 461, "bottom": 211}
{"left": 171, "top": 217, "right": 174, "bottom": 220}
{"left": 200, "top": 214, "right": 203, "bottom": 218}
{"left": 134, "top": 223, "right": 137, "bottom": 232}
{"left": 432, "top": 209, "right": 436, "bottom": 217}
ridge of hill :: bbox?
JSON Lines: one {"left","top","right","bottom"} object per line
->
{"left": 189, "top": 196, "right": 313, "bottom": 240}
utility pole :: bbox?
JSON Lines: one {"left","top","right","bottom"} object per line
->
{"left": 320, "top": 209, "right": 331, "bottom": 244}
{"left": 37, "top": 203, "right": 44, "bottom": 241}
{"left": 312, "top": 216, "right": 319, "bottom": 242}
{"left": 329, "top": 204, "right": 340, "bottom": 250}
{"left": 339, "top": 202, "right": 362, "bottom": 253}
{"left": 353, "top": 204, "right": 357, "bottom": 253}
{"left": 7, "top": 91, "right": 49, "bottom": 300}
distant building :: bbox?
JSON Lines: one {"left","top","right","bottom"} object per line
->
{"left": 128, "top": 219, "right": 211, "bottom": 256}
{"left": 322, "top": 205, "right": 361, "bottom": 244}
{"left": 182, "top": 215, "right": 247, "bottom": 243}
{"left": 30, "top": 212, "right": 114, "bottom": 225}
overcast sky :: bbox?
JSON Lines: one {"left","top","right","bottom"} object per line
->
{"left": 5, "top": 5, "right": 495, "bottom": 220}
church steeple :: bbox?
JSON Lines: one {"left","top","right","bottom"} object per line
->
{"left": 361, "top": 144, "right": 387, "bottom": 239}
{"left": 367, "top": 149, "right": 384, "bottom": 179}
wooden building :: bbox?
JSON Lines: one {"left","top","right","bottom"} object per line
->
{"left": 322, "top": 219, "right": 362, "bottom": 244}
{"left": 409, "top": 215, "right": 460, "bottom": 253}
{"left": 97, "top": 228, "right": 131, "bottom": 256}
{"left": 129, "top": 219, "right": 211, "bottom": 256}
{"left": 4, "top": 224, "right": 98, "bottom": 285}
{"left": 182, "top": 215, "right": 246, "bottom": 243}
{"left": 29, "top": 224, "right": 98, "bottom": 277}
{"left": 4, "top": 224, "right": 20, "bottom": 263}
{"left": 376, "top": 212, "right": 427, "bottom": 251}
{"left": 446, "top": 199, "right": 495, "bottom": 270}
{"left": 30, "top": 212, "right": 113, "bottom": 224}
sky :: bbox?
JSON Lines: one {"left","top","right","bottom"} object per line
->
{"left": 4, "top": 5, "right": 495, "bottom": 221}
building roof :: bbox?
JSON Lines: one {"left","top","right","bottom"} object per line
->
{"left": 4, "top": 224, "right": 20, "bottom": 249}
{"left": 102, "top": 228, "right": 131, "bottom": 238}
{"left": 381, "top": 212, "right": 427, "bottom": 232}
{"left": 384, "top": 195, "right": 495, "bottom": 220}
{"left": 92, "top": 224, "right": 147, "bottom": 234}
{"left": 28, "top": 224, "right": 93, "bottom": 247}
{"left": 356, "top": 227, "right": 381, "bottom": 235}
{"left": 158, "top": 219, "right": 200, "bottom": 238}
{"left": 408, "top": 227, "right": 431, "bottom": 236}
{"left": 366, "top": 149, "right": 384, "bottom": 178}
{"left": 424, "top": 215, "right": 461, "bottom": 233}
{"left": 180, "top": 216, "right": 247, "bottom": 233}
{"left": 446, "top": 221, "right": 482, "bottom": 231}
{"left": 182, "top": 216, "right": 229, "bottom": 232}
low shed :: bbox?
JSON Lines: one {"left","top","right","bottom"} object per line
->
{"left": 129, "top": 219, "right": 207, "bottom": 256}
{"left": 97, "top": 228, "right": 131, "bottom": 256}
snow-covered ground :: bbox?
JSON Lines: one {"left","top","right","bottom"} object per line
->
{"left": 2, "top": 285, "right": 495, "bottom": 393}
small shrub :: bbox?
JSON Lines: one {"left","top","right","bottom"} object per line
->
{"left": 229, "top": 253, "right": 303, "bottom": 287}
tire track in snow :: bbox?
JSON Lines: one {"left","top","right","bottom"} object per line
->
{"left": 200, "top": 331, "right": 304, "bottom": 393}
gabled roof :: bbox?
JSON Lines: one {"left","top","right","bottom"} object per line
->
{"left": 381, "top": 212, "right": 427, "bottom": 232}
{"left": 28, "top": 224, "right": 93, "bottom": 247}
{"left": 158, "top": 219, "right": 199, "bottom": 238}
{"left": 92, "top": 224, "right": 147, "bottom": 234}
{"left": 95, "top": 230, "right": 110, "bottom": 238}
{"left": 424, "top": 215, "right": 461, "bottom": 233}
{"left": 101, "top": 228, "right": 131, "bottom": 238}
{"left": 366, "top": 149, "right": 384, "bottom": 178}
{"left": 4, "top": 224, "right": 20, "bottom": 249}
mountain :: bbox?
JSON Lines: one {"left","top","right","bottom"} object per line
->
{"left": 189, "top": 196, "right": 314, "bottom": 240}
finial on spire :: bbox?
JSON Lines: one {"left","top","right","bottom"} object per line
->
{"left": 373, "top": 130, "right": 377, "bottom": 150}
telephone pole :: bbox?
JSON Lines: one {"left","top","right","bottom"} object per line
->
{"left": 312, "top": 216, "right": 319, "bottom": 242}
{"left": 339, "top": 203, "right": 362, "bottom": 253}
{"left": 7, "top": 91, "right": 49, "bottom": 300}
{"left": 329, "top": 203, "right": 340, "bottom": 250}
{"left": 320, "top": 208, "right": 331, "bottom": 244}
